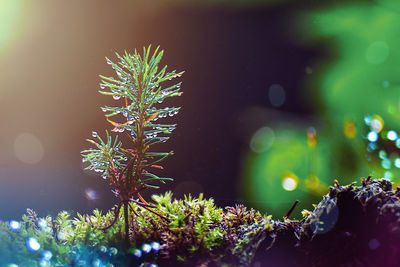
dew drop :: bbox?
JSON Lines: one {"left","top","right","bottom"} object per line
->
{"left": 151, "top": 241, "right": 160, "bottom": 252}
{"left": 9, "top": 220, "right": 20, "bottom": 231}
{"left": 113, "top": 95, "right": 121, "bottom": 100}
{"left": 109, "top": 247, "right": 118, "bottom": 256}
{"left": 41, "top": 250, "right": 53, "bottom": 261}
{"left": 38, "top": 218, "right": 47, "bottom": 230}
{"left": 92, "top": 259, "right": 101, "bottom": 267}
{"left": 142, "top": 243, "right": 152, "bottom": 253}
{"left": 27, "top": 237, "right": 40, "bottom": 251}
{"left": 39, "top": 260, "right": 50, "bottom": 267}
{"left": 132, "top": 249, "right": 142, "bottom": 258}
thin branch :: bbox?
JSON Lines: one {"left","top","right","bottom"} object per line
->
{"left": 131, "top": 199, "right": 170, "bottom": 222}
{"left": 284, "top": 200, "right": 299, "bottom": 219}
{"left": 98, "top": 202, "right": 123, "bottom": 231}
{"left": 128, "top": 202, "right": 139, "bottom": 217}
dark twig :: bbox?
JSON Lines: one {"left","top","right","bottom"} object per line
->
{"left": 131, "top": 199, "right": 170, "bottom": 222}
{"left": 128, "top": 203, "right": 139, "bottom": 217}
{"left": 284, "top": 200, "right": 300, "bottom": 219}
{"left": 98, "top": 202, "right": 123, "bottom": 232}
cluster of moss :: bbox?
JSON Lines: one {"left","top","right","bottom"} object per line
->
{"left": 2, "top": 177, "right": 400, "bottom": 266}
{"left": 0, "top": 193, "right": 273, "bottom": 266}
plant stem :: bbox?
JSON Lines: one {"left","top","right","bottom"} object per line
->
{"left": 123, "top": 201, "right": 130, "bottom": 246}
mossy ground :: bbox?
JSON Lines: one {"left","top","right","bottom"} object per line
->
{"left": 1, "top": 177, "right": 399, "bottom": 266}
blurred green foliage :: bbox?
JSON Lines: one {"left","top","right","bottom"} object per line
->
{"left": 243, "top": 0, "right": 400, "bottom": 218}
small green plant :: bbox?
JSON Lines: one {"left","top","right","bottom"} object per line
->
{"left": 81, "top": 45, "right": 183, "bottom": 244}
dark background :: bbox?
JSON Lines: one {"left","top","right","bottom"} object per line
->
{"left": 0, "top": 1, "right": 327, "bottom": 220}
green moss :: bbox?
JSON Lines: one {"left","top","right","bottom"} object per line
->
{"left": 3, "top": 177, "right": 399, "bottom": 266}
{"left": 0, "top": 193, "right": 273, "bottom": 266}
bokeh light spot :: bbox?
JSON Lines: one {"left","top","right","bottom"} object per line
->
{"left": 132, "top": 248, "right": 142, "bottom": 258}
{"left": 268, "top": 84, "right": 285, "bottom": 107}
{"left": 250, "top": 127, "right": 275, "bottom": 153}
{"left": 57, "top": 230, "right": 67, "bottom": 241}
{"left": 85, "top": 188, "right": 98, "bottom": 200}
{"left": 9, "top": 220, "right": 20, "bottom": 231}
{"left": 151, "top": 241, "right": 160, "bottom": 252}
{"left": 367, "top": 142, "right": 377, "bottom": 152}
{"left": 382, "top": 80, "right": 390, "bottom": 88}
{"left": 142, "top": 243, "right": 152, "bottom": 254}
{"left": 384, "top": 171, "right": 393, "bottom": 181}
{"left": 343, "top": 120, "right": 356, "bottom": 138}
{"left": 368, "top": 238, "right": 380, "bottom": 250}
{"left": 109, "top": 247, "right": 118, "bottom": 256}
{"left": 381, "top": 158, "right": 391, "bottom": 169}
{"left": 27, "top": 237, "right": 40, "bottom": 251}
{"left": 387, "top": 130, "right": 398, "bottom": 141}
{"left": 305, "top": 175, "right": 320, "bottom": 191}
{"left": 307, "top": 127, "right": 317, "bottom": 147}
{"left": 0, "top": 0, "right": 26, "bottom": 53}
{"left": 38, "top": 218, "right": 47, "bottom": 230}
{"left": 395, "top": 158, "right": 400, "bottom": 168}
{"left": 92, "top": 259, "right": 101, "bottom": 267}
{"left": 39, "top": 262, "right": 50, "bottom": 267}
{"left": 371, "top": 115, "right": 384, "bottom": 133}
{"left": 364, "top": 115, "right": 372, "bottom": 126}
{"left": 367, "top": 131, "right": 378, "bottom": 142}
{"left": 366, "top": 41, "right": 389, "bottom": 64}
{"left": 14, "top": 133, "right": 44, "bottom": 164}
{"left": 282, "top": 174, "right": 298, "bottom": 191}
{"left": 41, "top": 250, "right": 52, "bottom": 261}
